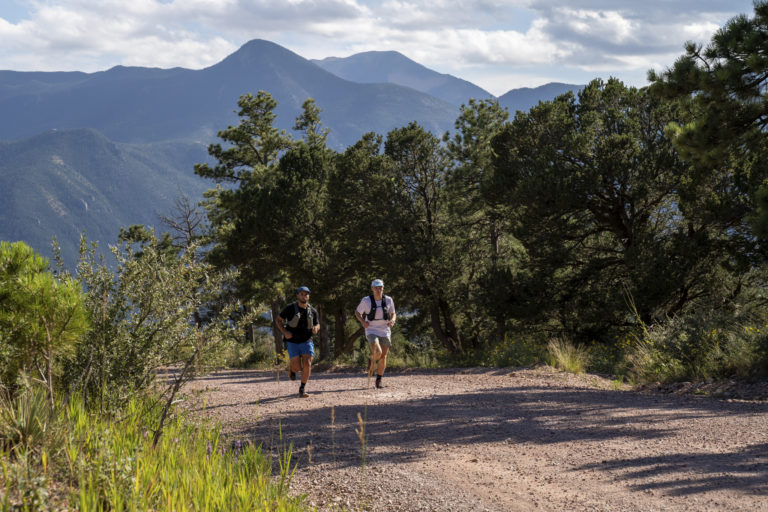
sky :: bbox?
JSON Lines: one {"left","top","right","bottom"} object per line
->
{"left": 0, "top": 0, "right": 758, "bottom": 96}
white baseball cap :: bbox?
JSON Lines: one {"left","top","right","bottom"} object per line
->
{"left": 371, "top": 279, "right": 384, "bottom": 287}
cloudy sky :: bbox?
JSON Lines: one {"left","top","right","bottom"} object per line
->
{"left": 0, "top": 0, "right": 757, "bottom": 96}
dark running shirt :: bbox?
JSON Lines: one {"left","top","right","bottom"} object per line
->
{"left": 279, "top": 303, "right": 319, "bottom": 344}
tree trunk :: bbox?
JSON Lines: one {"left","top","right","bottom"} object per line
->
{"left": 316, "top": 304, "right": 330, "bottom": 361}
{"left": 153, "top": 343, "right": 199, "bottom": 448}
{"left": 341, "top": 326, "right": 365, "bottom": 354}
{"left": 490, "top": 216, "right": 500, "bottom": 269}
{"left": 489, "top": 216, "right": 504, "bottom": 343}
{"left": 196, "top": 310, "right": 206, "bottom": 374}
{"left": 495, "top": 319, "right": 505, "bottom": 344}
{"left": 245, "top": 323, "right": 255, "bottom": 351}
{"left": 239, "top": 304, "right": 254, "bottom": 351}
{"left": 430, "top": 300, "right": 451, "bottom": 350}
{"left": 430, "top": 298, "right": 462, "bottom": 353}
{"left": 270, "top": 300, "right": 283, "bottom": 356}
{"left": 334, "top": 306, "right": 347, "bottom": 357}
{"left": 439, "top": 298, "right": 462, "bottom": 351}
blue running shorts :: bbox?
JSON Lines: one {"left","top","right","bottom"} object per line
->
{"left": 286, "top": 340, "right": 315, "bottom": 358}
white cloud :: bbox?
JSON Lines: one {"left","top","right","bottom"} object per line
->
{"left": 0, "top": 0, "right": 243, "bottom": 70}
{"left": 410, "top": 25, "right": 569, "bottom": 67}
{"left": 376, "top": 0, "right": 527, "bottom": 29}
{"left": 681, "top": 21, "right": 721, "bottom": 41}
{"left": 511, "top": 1, "right": 754, "bottom": 74}
{"left": 556, "top": 8, "right": 636, "bottom": 44}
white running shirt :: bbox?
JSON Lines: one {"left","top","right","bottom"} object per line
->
{"left": 356, "top": 295, "right": 396, "bottom": 337}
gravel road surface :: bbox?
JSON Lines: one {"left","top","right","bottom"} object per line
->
{"left": 183, "top": 366, "right": 768, "bottom": 511}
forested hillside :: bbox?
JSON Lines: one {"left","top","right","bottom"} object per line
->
{"left": 0, "top": 129, "right": 210, "bottom": 266}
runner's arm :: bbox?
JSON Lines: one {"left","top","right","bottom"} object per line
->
{"left": 387, "top": 299, "right": 396, "bottom": 327}
{"left": 276, "top": 316, "right": 292, "bottom": 339}
{"left": 355, "top": 300, "right": 370, "bottom": 329}
{"left": 311, "top": 308, "right": 320, "bottom": 334}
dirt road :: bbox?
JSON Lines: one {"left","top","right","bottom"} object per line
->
{"left": 183, "top": 366, "right": 768, "bottom": 511}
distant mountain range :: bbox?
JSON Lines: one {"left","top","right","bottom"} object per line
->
{"left": 0, "top": 39, "right": 459, "bottom": 149}
{"left": 311, "top": 52, "right": 582, "bottom": 114}
{"left": 0, "top": 38, "right": 582, "bottom": 265}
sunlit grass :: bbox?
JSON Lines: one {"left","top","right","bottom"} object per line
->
{"left": 0, "top": 389, "right": 307, "bottom": 511}
{"left": 547, "top": 338, "right": 591, "bottom": 374}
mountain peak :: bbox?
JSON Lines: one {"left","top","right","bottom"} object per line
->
{"left": 497, "top": 83, "right": 583, "bottom": 114}
{"left": 208, "top": 39, "right": 304, "bottom": 71}
{"left": 312, "top": 51, "right": 492, "bottom": 106}
{"left": 318, "top": 50, "right": 408, "bottom": 63}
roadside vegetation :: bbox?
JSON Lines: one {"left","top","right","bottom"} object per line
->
{"left": 1, "top": 388, "right": 304, "bottom": 511}
{"left": 0, "top": 238, "right": 304, "bottom": 509}
{"left": 5, "top": 2, "right": 768, "bottom": 508}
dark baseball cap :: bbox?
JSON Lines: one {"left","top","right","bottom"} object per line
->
{"left": 297, "top": 286, "right": 311, "bottom": 294}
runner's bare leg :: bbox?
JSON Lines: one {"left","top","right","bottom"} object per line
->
{"left": 368, "top": 340, "right": 382, "bottom": 388}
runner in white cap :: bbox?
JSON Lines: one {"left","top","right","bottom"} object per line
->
{"left": 355, "top": 279, "right": 397, "bottom": 389}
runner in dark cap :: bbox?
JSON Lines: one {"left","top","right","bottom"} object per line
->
{"left": 276, "top": 286, "right": 319, "bottom": 397}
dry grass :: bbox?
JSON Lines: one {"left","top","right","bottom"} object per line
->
{"left": 547, "top": 338, "right": 591, "bottom": 374}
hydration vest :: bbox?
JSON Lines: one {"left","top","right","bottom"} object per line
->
{"left": 286, "top": 302, "right": 314, "bottom": 329}
{"left": 366, "top": 294, "right": 390, "bottom": 321}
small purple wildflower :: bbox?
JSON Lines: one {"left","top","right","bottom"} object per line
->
{"left": 233, "top": 439, "right": 242, "bottom": 459}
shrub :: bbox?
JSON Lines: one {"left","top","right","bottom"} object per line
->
{"left": 626, "top": 306, "right": 768, "bottom": 383}
{"left": 485, "top": 335, "right": 545, "bottom": 367}
{"left": 63, "top": 235, "right": 246, "bottom": 411}
{"left": 626, "top": 339, "right": 685, "bottom": 383}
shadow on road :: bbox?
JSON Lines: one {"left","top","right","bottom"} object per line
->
{"left": 191, "top": 368, "right": 768, "bottom": 497}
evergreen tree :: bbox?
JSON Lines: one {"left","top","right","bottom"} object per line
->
{"left": 492, "top": 79, "right": 742, "bottom": 340}
{"left": 384, "top": 122, "right": 463, "bottom": 353}
{"left": 444, "top": 99, "right": 516, "bottom": 345}
{"left": 649, "top": 1, "right": 768, "bottom": 243}
{"left": 325, "top": 133, "right": 392, "bottom": 353}
{"left": 0, "top": 241, "right": 88, "bottom": 403}
{"left": 196, "top": 94, "right": 347, "bottom": 358}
